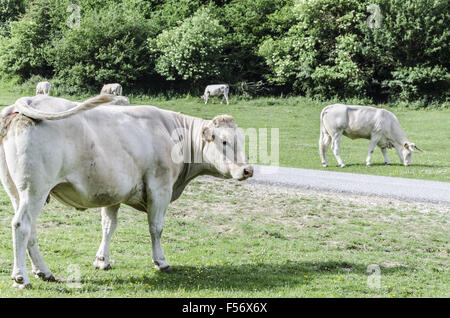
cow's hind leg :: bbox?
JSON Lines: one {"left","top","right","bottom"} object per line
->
{"left": 94, "top": 204, "right": 120, "bottom": 270}
{"left": 146, "top": 185, "right": 172, "bottom": 271}
{"left": 319, "top": 131, "right": 332, "bottom": 167}
{"left": 366, "top": 135, "right": 381, "bottom": 166}
{"left": 28, "top": 224, "right": 55, "bottom": 281}
{"left": 11, "top": 191, "right": 48, "bottom": 288}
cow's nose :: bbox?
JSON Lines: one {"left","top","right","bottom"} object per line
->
{"left": 243, "top": 166, "right": 253, "bottom": 178}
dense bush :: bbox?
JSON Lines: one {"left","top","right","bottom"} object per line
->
{"left": 0, "top": 0, "right": 26, "bottom": 25}
{"left": 50, "top": 3, "right": 153, "bottom": 93}
{"left": 150, "top": 7, "right": 227, "bottom": 84}
{"left": 258, "top": 0, "right": 449, "bottom": 104}
{"left": 0, "top": 0, "right": 448, "bottom": 106}
{"left": 0, "top": 0, "right": 69, "bottom": 79}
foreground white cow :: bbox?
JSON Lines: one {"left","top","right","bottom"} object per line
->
{"left": 201, "top": 84, "right": 229, "bottom": 105}
{"left": 319, "top": 104, "right": 422, "bottom": 167}
{"left": 35, "top": 82, "right": 51, "bottom": 96}
{"left": 101, "top": 83, "right": 123, "bottom": 96}
{"left": 0, "top": 95, "right": 253, "bottom": 288}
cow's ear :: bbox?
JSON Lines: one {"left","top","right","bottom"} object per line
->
{"left": 403, "top": 142, "right": 410, "bottom": 150}
{"left": 202, "top": 126, "right": 215, "bottom": 143}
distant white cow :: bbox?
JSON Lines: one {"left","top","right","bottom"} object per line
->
{"left": 35, "top": 82, "right": 51, "bottom": 96}
{"left": 201, "top": 84, "right": 229, "bottom": 105}
{"left": 101, "top": 83, "right": 123, "bottom": 96}
{"left": 108, "top": 96, "right": 130, "bottom": 106}
{"left": 319, "top": 104, "right": 422, "bottom": 167}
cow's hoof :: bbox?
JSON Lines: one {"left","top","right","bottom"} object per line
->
{"left": 153, "top": 260, "right": 171, "bottom": 272}
{"left": 156, "top": 265, "right": 172, "bottom": 272}
{"left": 93, "top": 257, "right": 112, "bottom": 270}
{"left": 340, "top": 164, "right": 346, "bottom": 168}
{"left": 366, "top": 163, "right": 371, "bottom": 167}
{"left": 33, "top": 270, "right": 56, "bottom": 282}
{"left": 11, "top": 275, "right": 31, "bottom": 288}
{"left": 322, "top": 163, "right": 328, "bottom": 168}
{"left": 385, "top": 162, "right": 391, "bottom": 165}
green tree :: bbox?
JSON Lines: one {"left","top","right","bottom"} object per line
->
{"left": 51, "top": 3, "right": 153, "bottom": 92}
{"left": 150, "top": 7, "right": 228, "bottom": 85}
{"left": 0, "top": 0, "right": 69, "bottom": 80}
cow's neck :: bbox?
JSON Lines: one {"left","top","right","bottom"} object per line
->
{"left": 170, "top": 113, "right": 217, "bottom": 201}
{"left": 389, "top": 119, "right": 409, "bottom": 148}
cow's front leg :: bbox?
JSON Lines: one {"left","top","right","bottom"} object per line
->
{"left": 366, "top": 136, "right": 381, "bottom": 166}
{"left": 380, "top": 147, "right": 391, "bottom": 165}
{"left": 94, "top": 204, "right": 120, "bottom": 270}
{"left": 147, "top": 187, "right": 171, "bottom": 271}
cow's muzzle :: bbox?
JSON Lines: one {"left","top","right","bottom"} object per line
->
{"left": 232, "top": 164, "right": 253, "bottom": 180}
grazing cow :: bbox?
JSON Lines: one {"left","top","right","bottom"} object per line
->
{"left": 201, "top": 84, "right": 229, "bottom": 105}
{"left": 35, "top": 82, "right": 51, "bottom": 96}
{"left": 319, "top": 104, "right": 422, "bottom": 167}
{"left": 101, "top": 83, "right": 123, "bottom": 96}
{"left": 108, "top": 95, "right": 130, "bottom": 106}
{"left": 0, "top": 95, "right": 253, "bottom": 288}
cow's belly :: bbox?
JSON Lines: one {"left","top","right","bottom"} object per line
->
{"left": 50, "top": 172, "right": 146, "bottom": 210}
{"left": 343, "top": 130, "right": 371, "bottom": 140}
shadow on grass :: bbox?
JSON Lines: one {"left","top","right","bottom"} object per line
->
{"left": 85, "top": 261, "right": 410, "bottom": 291}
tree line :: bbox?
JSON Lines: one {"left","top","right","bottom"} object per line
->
{"left": 0, "top": 0, "right": 448, "bottom": 107}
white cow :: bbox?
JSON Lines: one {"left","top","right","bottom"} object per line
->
{"left": 108, "top": 95, "right": 130, "bottom": 106}
{"left": 201, "top": 84, "right": 229, "bottom": 105}
{"left": 35, "top": 82, "right": 51, "bottom": 96}
{"left": 319, "top": 104, "right": 422, "bottom": 167}
{"left": 101, "top": 83, "right": 123, "bottom": 96}
{"left": 0, "top": 95, "right": 253, "bottom": 288}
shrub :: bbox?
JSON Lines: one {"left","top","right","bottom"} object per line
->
{"left": 50, "top": 3, "right": 153, "bottom": 93}
{"left": 0, "top": 0, "right": 69, "bottom": 80}
{"left": 258, "top": 0, "right": 449, "bottom": 104}
{"left": 150, "top": 7, "right": 227, "bottom": 85}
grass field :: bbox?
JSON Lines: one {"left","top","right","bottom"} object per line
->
{"left": 0, "top": 84, "right": 448, "bottom": 297}
{"left": 0, "top": 177, "right": 448, "bottom": 297}
{"left": 1, "top": 83, "right": 449, "bottom": 182}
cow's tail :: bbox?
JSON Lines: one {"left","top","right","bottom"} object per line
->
{"left": 13, "top": 94, "right": 114, "bottom": 121}
{"left": 0, "top": 142, "right": 19, "bottom": 212}
{"left": 319, "top": 106, "right": 331, "bottom": 165}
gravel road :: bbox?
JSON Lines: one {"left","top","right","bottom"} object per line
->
{"left": 248, "top": 165, "right": 450, "bottom": 205}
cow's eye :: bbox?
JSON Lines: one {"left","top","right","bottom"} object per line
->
{"left": 222, "top": 141, "right": 227, "bottom": 146}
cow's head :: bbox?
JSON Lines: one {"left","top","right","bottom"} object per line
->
{"left": 202, "top": 115, "right": 253, "bottom": 180}
{"left": 402, "top": 142, "right": 423, "bottom": 166}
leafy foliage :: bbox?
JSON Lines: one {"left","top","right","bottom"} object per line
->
{"left": 0, "top": 0, "right": 448, "bottom": 106}
{"left": 50, "top": 3, "right": 153, "bottom": 93}
{"left": 150, "top": 7, "right": 227, "bottom": 84}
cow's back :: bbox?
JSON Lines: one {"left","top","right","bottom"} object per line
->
{"left": 2, "top": 98, "right": 181, "bottom": 209}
